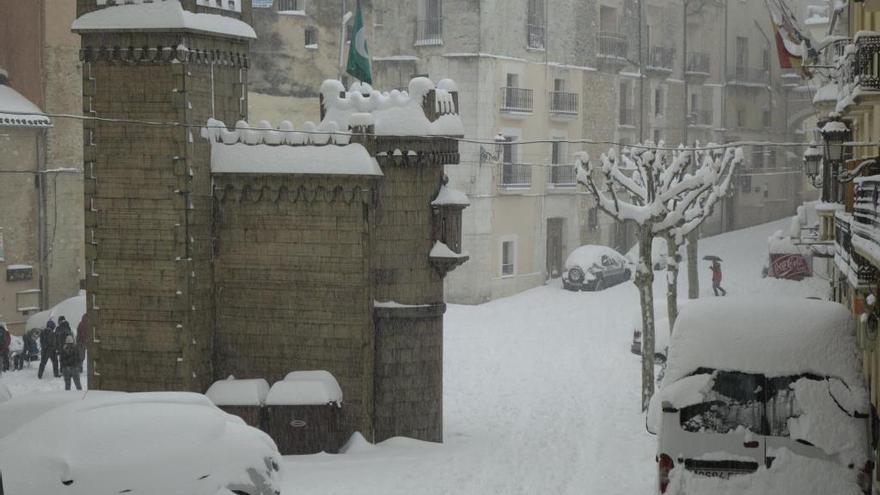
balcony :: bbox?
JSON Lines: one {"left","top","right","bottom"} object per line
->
{"left": 618, "top": 106, "right": 635, "bottom": 127}
{"left": 835, "top": 211, "right": 878, "bottom": 288}
{"left": 527, "top": 23, "right": 545, "bottom": 50}
{"left": 597, "top": 32, "right": 628, "bottom": 66}
{"left": 646, "top": 47, "right": 674, "bottom": 77}
{"left": 500, "top": 163, "right": 532, "bottom": 189}
{"left": 500, "top": 87, "right": 534, "bottom": 113}
{"left": 548, "top": 164, "right": 577, "bottom": 188}
{"left": 685, "top": 52, "right": 711, "bottom": 82}
{"left": 415, "top": 17, "right": 443, "bottom": 46}
{"left": 853, "top": 33, "right": 880, "bottom": 96}
{"left": 687, "top": 109, "right": 713, "bottom": 128}
{"left": 851, "top": 176, "right": 880, "bottom": 270}
{"left": 727, "top": 66, "right": 770, "bottom": 88}
{"left": 549, "top": 91, "right": 578, "bottom": 117}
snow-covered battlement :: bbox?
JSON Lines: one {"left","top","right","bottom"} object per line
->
{"left": 319, "top": 77, "right": 464, "bottom": 137}
{"left": 203, "top": 118, "right": 382, "bottom": 176}
{"left": 73, "top": 0, "right": 256, "bottom": 40}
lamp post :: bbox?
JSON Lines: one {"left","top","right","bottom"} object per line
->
{"left": 803, "top": 143, "right": 823, "bottom": 191}
{"left": 820, "top": 114, "right": 850, "bottom": 204}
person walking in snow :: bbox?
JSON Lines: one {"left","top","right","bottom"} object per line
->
{"left": 59, "top": 335, "right": 82, "bottom": 391}
{"left": 13, "top": 329, "right": 39, "bottom": 370}
{"left": 55, "top": 317, "right": 73, "bottom": 367}
{"left": 38, "top": 319, "right": 59, "bottom": 379}
{"left": 710, "top": 260, "right": 727, "bottom": 297}
{"left": 0, "top": 324, "right": 10, "bottom": 372}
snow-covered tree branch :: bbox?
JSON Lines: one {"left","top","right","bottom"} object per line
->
{"left": 576, "top": 142, "right": 742, "bottom": 409}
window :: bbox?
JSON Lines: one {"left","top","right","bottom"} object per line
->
{"left": 527, "top": 0, "right": 546, "bottom": 49}
{"left": 737, "top": 108, "right": 746, "bottom": 128}
{"left": 735, "top": 37, "right": 748, "bottom": 69}
{"left": 506, "top": 73, "right": 520, "bottom": 89}
{"left": 502, "top": 136, "right": 517, "bottom": 164}
{"left": 277, "top": 0, "right": 300, "bottom": 12}
{"left": 762, "top": 109, "right": 771, "bottom": 128}
{"left": 551, "top": 140, "right": 565, "bottom": 164}
{"left": 762, "top": 48, "right": 771, "bottom": 70}
{"left": 654, "top": 87, "right": 663, "bottom": 117}
{"left": 653, "top": 129, "right": 661, "bottom": 144}
{"left": 304, "top": 27, "right": 318, "bottom": 48}
{"left": 0, "top": 228, "right": 4, "bottom": 262}
{"left": 690, "top": 93, "right": 698, "bottom": 115}
{"left": 752, "top": 145, "right": 765, "bottom": 168}
{"left": 600, "top": 5, "right": 618, "bottom": 32}
{"left": 619, "top": 80, "right": 632, "bottom": 124}
{"left": 554, "top": 78, "right": 565, "bottom": 92}
{"left": 501, "top": 240, "right": 516, "bottom": 276}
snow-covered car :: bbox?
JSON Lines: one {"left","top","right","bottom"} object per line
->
{"left": 0, "top": 391, "right": 282, "bottom": 495}
{"left": 648, "top": 297, "right": 872, "bottom": 495}
{"left": 562, "top": 245, "right": 632, "bottom": 291}
{"left": 627, "top": 237, "right": 681, "bottom": 271}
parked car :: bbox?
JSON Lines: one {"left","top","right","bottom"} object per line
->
{"left": 0, "top": 391, "right": 283, "bottom": 495}
{"left": 627, "top": 237, "right": 681, "bottom": 271}
{"left": 648, "top": 297, "right": 871, "bottom": 495}
{"left": 562, "top": 245, "right": 632, "bottom": 291}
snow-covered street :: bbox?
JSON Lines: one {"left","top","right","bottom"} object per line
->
{"left": 0, "top": 216, "right": 829, "bottom": 494}
{"left": 280, "top": 218, "right": 828, "bottom": 494}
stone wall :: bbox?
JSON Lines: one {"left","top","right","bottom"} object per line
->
{"left": 212, "top": 173, "right": 379, "bottom": 437}
{"left": 81, "top": 31, "right": 248, "bottom": 391}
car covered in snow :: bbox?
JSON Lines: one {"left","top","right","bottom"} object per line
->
{"left": 562, "top": 245, "right": 632, "bottom": 291}
{"left": 648, "top": 297, "right": 872, "bottom": 495}
{"left": 0, "top": 391, "right": 282, "bottom": 495}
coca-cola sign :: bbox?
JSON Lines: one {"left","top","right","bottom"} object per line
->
{"left": 769, "top": 253, "right": 812, "bottom": 280}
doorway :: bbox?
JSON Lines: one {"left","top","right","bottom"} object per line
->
{"left": 546, "top": 218, "right": 565, "bottom": 278}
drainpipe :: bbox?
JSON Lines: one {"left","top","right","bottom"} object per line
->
{"left": 37, "top": 128, "right": 48, "bottom": 310}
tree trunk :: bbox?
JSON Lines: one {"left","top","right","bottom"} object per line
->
{"left": 665, "top": 233, "right": 679, "bottom": 330}
{"left": 637, "top": 229, "right": 656, "bottom": 411}
{"left": 687, "top": 230, "right": 699, "bottom": 299}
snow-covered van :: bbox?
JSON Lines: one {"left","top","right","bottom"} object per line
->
{"left": 648, "top": 297, "right": 872, "bottom": 495}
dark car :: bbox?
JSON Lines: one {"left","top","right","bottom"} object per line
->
{"left": 562, "top": 245, "right": 632, "bottom": 291}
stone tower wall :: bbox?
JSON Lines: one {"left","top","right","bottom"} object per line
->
{"left": 211, "top": 173, "right": 378, "bottom": 438}
{"left": 81, "top": 30, "right": 248, "bottom": 391}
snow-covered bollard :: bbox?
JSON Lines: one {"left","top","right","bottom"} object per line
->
{"left": 265, "top": 370, "right": 344, "bottom": 455}
{"left": 205, "top": 376, "right": 270, "bottom": 430}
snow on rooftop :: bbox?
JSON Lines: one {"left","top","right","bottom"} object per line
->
{"left": 266, "top": 371, "right": 343, "bottom": 406}
{"left": 431, "top": 184, "right": 469, "bottom": 206}
{"left": 0, "top": 84, "right": 51, "bottom": 128}
{"left": 429, "top": 241, "right": 468, "bottom": 259}
{"left": 822, "top": 120, "right": 848, "bottom": 133}
{"left": 72, "top": 0, "right": 256, "bottom": 40}
{"left": 319, "top": 77, "right": 464, "bottom": 136}
{"left": 664, "top": 297, "right": 861, "bottom": 386}
{"left": 206, "top": 377, "right": 270, "bottom": 406}
{"left": 203, "top": 118, "right": 382, "bottom": 176}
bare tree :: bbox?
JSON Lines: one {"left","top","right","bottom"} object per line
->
{"left": 576, "top": 143, "right": 742, "bottom": 408}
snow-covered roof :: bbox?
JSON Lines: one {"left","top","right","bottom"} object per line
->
{"left": 431, "top": 184, "right": 469, "bottom": 206}
{"left": 0, "top": 84, "right": 51, "bottom": 128}
{"left": 429, "top": 241, "right": 468, "bottom": 259}
{"left": 821, "top": 120, "right": 848, "bottom": 134}
{"left": 72, "top": 0, "right": 257, "bottom": 40}
{"left": 203, "top": 118, "right": 382, "bottom": 176}
{"left": 320, "top": 77, "right": 464, "bottom": 136}
{"left": 564, "top": 245, "right": 625, "bottom": 271}
{"left": 206, "top": 378, "right": 270, "bottom": 406}
{"left": 266, "top": 370, "right": 343, "bottom": 406}
{"left": 664, "top": 297, "right": 861, "bottom": 386}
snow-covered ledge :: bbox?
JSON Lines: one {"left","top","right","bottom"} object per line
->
{"left": 429, "top": 241, "right": 469, "bottom": 277}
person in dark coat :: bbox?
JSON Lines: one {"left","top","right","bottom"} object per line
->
{"left": 13, "top": 329, "right": 39, "bottom": 370}
{"left": 710, "top": 260, "right": 727, "bottom": 297}
{"left": 55, "top": 317, "right": 73, "bottom": 370}
{"left": 59, "top": 335, "right": 82, "bottom": 391}
{"left": 0, "top": 324, "right": 10, "bottom": 372}
{"left": 38, "top": 319, "right": 59, "bottom": 379}
{"left": 76, "top": 314, "right": 89, "bottom": 363}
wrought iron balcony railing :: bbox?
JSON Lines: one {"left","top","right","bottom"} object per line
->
{"left": 686, "top": 52, "right": 710, "bottom": 74}
{"left": 500, "top": 163, "right": 532, "bottom": 188}
{"left": 500, "top": 87, "right": 534, "bottom": 113}
{"left": 837, "top": 208, "right": 879, "bottom": 287}
{"left": 597, "top": 32, "right": 628, "bottom": 60}
{"left": 549, "top": 91, "right": 578, "bottom": 115}
{"left": 728, "top": 66, "right": 770, "bottom": 86}
{"left": 856, "top": 34, "right": 880, "bottom": 90}
{"left": 548, "top": 164, "right": 577, "bottom": 187}
{"left": 527, "top": 23, "right": 545, "bottom": 49}
{"left": 647, "top": 47, "right": 675, "bottom": 71}
{"left": 415, "top": 17, "right": 443, "bottom": 45}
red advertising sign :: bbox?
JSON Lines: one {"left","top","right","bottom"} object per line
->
{"left": 769, "top": 253, "right": 812, "bottom": 280}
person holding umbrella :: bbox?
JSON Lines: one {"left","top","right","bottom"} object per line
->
{"left": 705, "top": 255, "right": 726, "bottom": 296}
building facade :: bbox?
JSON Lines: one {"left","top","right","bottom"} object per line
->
{"left": 0, "top": 1, "right": 85, "bottom": 330}
{"left": 370, "top": 0, "right": 809, "bottom": 303}
{"left": 74, "top": 0, "right": 465, "bottom": 443}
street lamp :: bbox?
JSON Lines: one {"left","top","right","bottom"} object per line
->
{"left": 803, "top": 143, "right": 823, "bottom": 188}
{"left": 820, "top": 115, "right": 850, "bottom": 163}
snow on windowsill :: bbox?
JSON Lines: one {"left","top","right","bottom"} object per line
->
{"left": 277, "top": 9, "right": 306, "bottom": 16}
{"left": 305, "top": 43, "right": 318, "bottom": 50}
{"left": 6, "top": 264, "right": 33, "bottom": 270}
{"left": 373, "top": 301, "right": 433, "bottom": 309}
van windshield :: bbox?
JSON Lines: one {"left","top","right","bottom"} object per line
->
{"left": 679, "top": 370, "right": 820, "bottom": 437}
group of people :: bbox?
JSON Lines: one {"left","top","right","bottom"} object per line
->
{"left": 0, "top": 314, "right": 88, "bottom": 391}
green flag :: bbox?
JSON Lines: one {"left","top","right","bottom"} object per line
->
{"left": 346, "top": 0, "right": 372, "bottom": 84}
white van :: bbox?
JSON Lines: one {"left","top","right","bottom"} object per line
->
{"left": 648, "top": 297, "right": 873, "bottom": 494}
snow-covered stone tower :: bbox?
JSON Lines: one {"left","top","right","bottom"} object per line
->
{"left": 74, "top": 0, "right": 465, "bottom": 443}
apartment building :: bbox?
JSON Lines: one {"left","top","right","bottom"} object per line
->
{"left": 0, "top": 1, "right": 84, "bottom": 330}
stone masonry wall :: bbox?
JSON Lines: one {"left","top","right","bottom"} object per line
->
{"left": 212, "top": 173, "right": 379, "bottom": 438}
{"left": 81, "top": 31, "right": 248, "bottom": 391}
